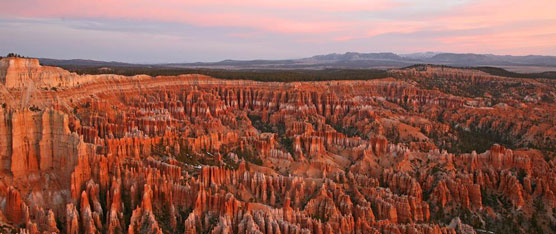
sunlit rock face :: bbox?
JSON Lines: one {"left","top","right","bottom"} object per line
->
{"left": 0, "top": 58, "right": 554, "bottom": 233}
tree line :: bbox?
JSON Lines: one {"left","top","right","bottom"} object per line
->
{"left": 47, "top": 65, "right": 391, "bottom": 82}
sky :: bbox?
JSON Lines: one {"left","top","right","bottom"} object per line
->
{"left": 0, "top": 0, "right": 555, "bottom": 63}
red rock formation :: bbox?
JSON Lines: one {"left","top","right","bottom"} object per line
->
{"left": 65, "top": 204, "right": 79, "bottom": 234}
{"left": 4, "top": 187, "right": 26, "bottom": 225}
{"left": 0, "top": 58, "right": 553, "bottom": 233}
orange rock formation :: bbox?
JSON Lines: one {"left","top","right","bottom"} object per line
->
{"left": 0, "top": 58, "right": 554, "bottom": 233}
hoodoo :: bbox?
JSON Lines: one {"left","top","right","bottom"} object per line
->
{"left": 0, "top": 57, "right": 554, "bottom": 233}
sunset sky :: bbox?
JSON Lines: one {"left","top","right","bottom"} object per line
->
{"left": 1, "top": 0, "right": 555, "bottom": 63}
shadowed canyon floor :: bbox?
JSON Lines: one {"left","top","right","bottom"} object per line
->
{"left": 0, "top": 57, "right": 554, "bottom": 233}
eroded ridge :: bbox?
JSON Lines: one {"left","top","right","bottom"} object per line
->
{"left": 0, "top": 57, "right": 554, "bottom": 233}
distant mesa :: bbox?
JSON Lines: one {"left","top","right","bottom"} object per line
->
{"left": 33, "top": 52, "right": 556, "bottom": 73}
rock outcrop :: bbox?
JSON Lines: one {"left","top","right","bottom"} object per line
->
{"left": 0, "top": 58, "right": 553, "bottom": 233}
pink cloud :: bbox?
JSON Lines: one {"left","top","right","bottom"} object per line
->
{"left": 424, "top": 0, "right": 556, "bottom": 30}
{"left": 1, "top": 0, "right": 555, "bottom": 55}
{"left": 325, "top": 0, "right": 556, "bottom": 54}
{"left": 1, "top": 0, "right": 398, "bottom": 34}
{"left": 420, "top": 0, "right": 556, "bottom": 54}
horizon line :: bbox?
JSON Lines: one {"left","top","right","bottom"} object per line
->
{"left": 3, "top": 51, "right": 556, "bottom": 65}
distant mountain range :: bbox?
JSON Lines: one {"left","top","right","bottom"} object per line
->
{"left": 38, "top": 52, "right": 556, "bottom": 71}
